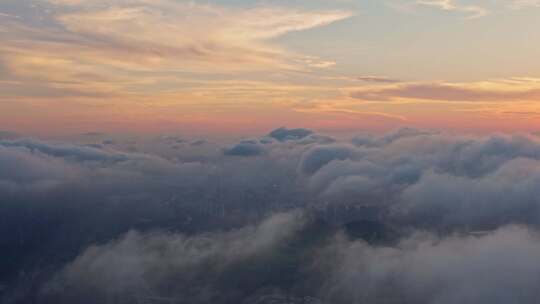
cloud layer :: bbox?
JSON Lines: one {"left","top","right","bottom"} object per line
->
{"left": 2, "top": 127, "right": 540, "bottom": 303}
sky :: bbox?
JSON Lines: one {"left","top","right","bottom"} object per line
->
{"left": 1, "top": 0, "right": 540, "bottom": 136}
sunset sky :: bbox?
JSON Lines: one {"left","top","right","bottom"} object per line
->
{"left": 1, "top": 0, "right": 540, "bottom": 135}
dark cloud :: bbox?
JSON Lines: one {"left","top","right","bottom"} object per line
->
{"left": 259, "top": 137, "right": 275, "bottom": 144}
{"left": 224, "top": 142, "right": 264, "bottom": 157}
{"left": 298, "top": 134, "right": 336, "bottom": 145}
{"left": 190, "top": 140, "right": 207, "bottom": 146}
{"left": 268, "top": 127, "right": 314, "bottom": 141}
{"left": 0, "top": 139, "right": 130, "bottom": 163}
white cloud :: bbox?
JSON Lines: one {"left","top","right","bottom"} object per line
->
{"left": 509, "top": 0, "right": 540, "bottom": 8}
{"left": 416, "top": 0, "right": 489, "bottom": 18}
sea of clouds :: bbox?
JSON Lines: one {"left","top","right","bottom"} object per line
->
{"left": 2, "top": 127, "right": 540, "bottom": 303}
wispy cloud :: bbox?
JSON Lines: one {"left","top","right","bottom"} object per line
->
{"left": 350, "top": 78, "right": 540, "bottom": 102}
{"left": 0, "top": 0, "right": 352, "bottom": 99}
{"left": 0, "top": 12, "right": 19, "bottom": 19}
{"left": 44, "top": 0, "right": 352, "bottom": 73}
{"left": 356, "top": 76, "right": 402, "bottom": 83}
{"left": 416, "top": 0, "right": 489, "bottom": 18}
{"left": 324, "top": 75, "right": 401, "bottom": 84}
{"left": 509, "top": 0, "right": 540, "bottom": 8}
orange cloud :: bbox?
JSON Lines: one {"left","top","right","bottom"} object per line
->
{"left": 41, "top": 0, "right": 352, "bottom": 73}
{"left": 0, "top": 1, "right": 352, "bottom": 101}
{"left": 350, "top": 79, "right": 540, "bottom": 102}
